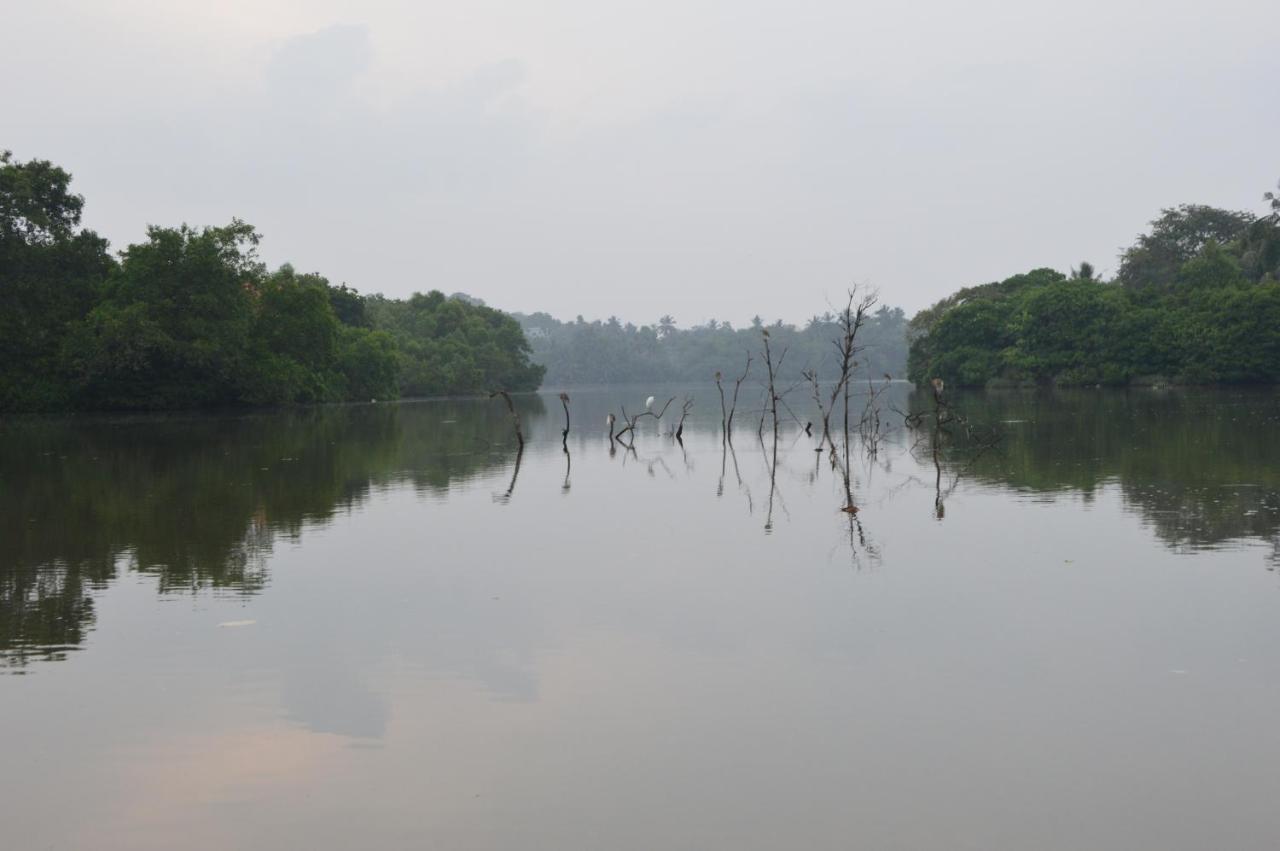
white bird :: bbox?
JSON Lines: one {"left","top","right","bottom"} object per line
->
{"left": 645, "top": 395, "right": 655, "bottom": 410}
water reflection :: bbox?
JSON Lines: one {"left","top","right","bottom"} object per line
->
{"left": 4, "top": 386, "right": 1280, "bottom": 672}
{"left": 0, "top": 397, "right": 543, "bottom": 670}
{"left": 7, "top": 386, "right": 1280, "bottom": 850}
{"left": 900, "top": 381, "right": 1004, "bottom": 520}
{"left": 921, "top": 388, "right": 1280, "bottom": 551}
{"left": 493, "top": 446, "right": 524, "bottom": 504}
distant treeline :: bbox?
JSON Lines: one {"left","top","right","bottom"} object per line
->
{"left": 511, "top": 307, "right": 909, "bottom": 385}
{"left": 909, "top": 187, "right": 1280, "bottom": 387}
{"left": 0, "top": 151, "right": 543, "bottom": 411}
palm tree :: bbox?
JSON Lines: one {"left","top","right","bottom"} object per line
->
{"left": 1071, "top": 261, "right": 1097, "bottom": 281}
{"left": 1266, "top": 180, "right": 1280, "bottom": 219}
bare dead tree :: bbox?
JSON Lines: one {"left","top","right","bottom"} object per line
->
{"left": 776, "top": 393, "right": 808, "bottom": 429}
{"left": 759, "top": 330, "right": 790, "bottom": 441}
{"left": 834, "top": 289, "right": 878, "bottom": 458}
{"left": 718, "top": 351, "right": 752, "bottom": 439}
{"left": 899, "top": 377, "right": 1001, "bottom": 520}
{"left": 858, "top": 374, "right": 894, "bottom": 457}
{"left": 929, "top": 378, "right": 951, "bottom": 518}
{"left": 817, "top": 387, "right": 859, "bottom": 515}
{"left": 796, "top": 289, "right": 879, "bottom": 461}
{"left": 489, "top": 390, "right": 525, "bottom": 448}
{"left": 558, "top": 391, "right": 571, "bottom": 447}
{"left": 614, "top": 396, "right": 675, "bottom": 445}
{"left": 754, "top": 331, "right": 793, "bottom": 532}
{"left": 803, "top": 368, "right": 833, "bottom": 453}
{"left": 715, "top": 371, "right": 726, "bottom": 432}
{"left": 675, "top": 397, "right": 694, "bottom": 442}
{"left": 837, "top": 454, "right": 858, "bottom": 514}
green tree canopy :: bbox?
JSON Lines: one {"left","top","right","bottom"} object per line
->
{"left": 1118, "top": 204, "right": 1254, "bottom": 289}
{"left": 909, "top": 186, "right": 1280, "bottom": 388}
{"left": 0, "top": 151, "right": 540, "bottom": 411}
{"left": 0, "top": 151, "right": 114, "bottom": 409}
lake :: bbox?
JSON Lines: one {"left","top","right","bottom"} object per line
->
{"left": 4, "top": 385, "right": 1280, "bottom": 850}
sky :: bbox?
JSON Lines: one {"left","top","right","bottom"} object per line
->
{"left": 4, "top": 0, "right": 1278, "bottom": 326}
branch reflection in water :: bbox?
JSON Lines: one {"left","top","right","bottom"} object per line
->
{"left": 7, "top": 385, "right": 1280, "bottom": 673}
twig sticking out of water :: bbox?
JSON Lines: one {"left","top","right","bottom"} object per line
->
{"left": 675, "top": 397, "right": 693, "bottom": 443}
{"left": 759, "top": 330, "right": 794, "bottom": 442}
{"left": 859, "top": 374, "right": 893, "bottom": 457}
{"left": 716, "top": 351, "right": 752, "bottom": 439}
{"left": 489, "top": 389, "right": 524, "bottom": 448}
{"left": 614, "top": 396, "right": 675, "bottom": 445}
{"left": 559, "top": 391, "right": 571, "bottom": 448}
{"left": 896, "top": 377, "right": 1001, "bottom": 520}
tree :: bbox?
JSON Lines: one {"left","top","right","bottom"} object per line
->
{"left": 1118, "top": 205, "right": 1254, "bottom": 290}
{"left": 0, "top": 150, "right": 85, "bottom": 244}
{"left": 1, "top": 150, "right": 544, "bottom": 410}
{"left": 327, "top": 283, "right": 370, "bottom": 327}
{"left": 368, "top": 291, "right": 544, "bottom": 397}
{"left": 68, "top": 221, "right": 262, "bottom": 408}
{"left": 1071, "top": 261, "right": 1097, "bottom": 280}
{"left": 1176, "top": 242, "right": 1246, "bottom": 291}
{"left": 336, "top": 327, "right": 399, "bottom": 400}
{"left": 909, "top": 206, "right": 1280, "bottom": 388}
{"left": 0, "top": 151, "right": 113, "bottom": 409}
{"left": 1239, "top": 181, "right": 1280, "bottom": 283}
{"left": 242, "top": 266, "right": 342, "bottom": 403}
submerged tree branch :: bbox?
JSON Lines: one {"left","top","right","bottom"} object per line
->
{"left": 489, "top": 389, "right": 525, "bottom": 448}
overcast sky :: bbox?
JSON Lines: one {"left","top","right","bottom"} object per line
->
{"left": 5, "top": 0, "right": 1277, "bottom": 325}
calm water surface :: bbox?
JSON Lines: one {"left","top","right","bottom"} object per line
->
{"left": 4, "top": 386, "right": 1280, "bottom": 850}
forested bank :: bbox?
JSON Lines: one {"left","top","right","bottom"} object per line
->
{"left": 0, "top": 151, "right": 543, "bottom": 411}
{"left": 20, "top": 150, "right": 1275, "bottom": 407}
{"left": 512, "top": 306, "right": 908, "bottom": 385}
{"left": 908, "top": 185, "right": 1280, "bottom": 387}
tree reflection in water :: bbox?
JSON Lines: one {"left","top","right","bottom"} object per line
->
{"left": 1, "top": 397, "right": 542, "bottom": 671}
{"left": 5, "top": 386, "right": 1280, "bottom": 671}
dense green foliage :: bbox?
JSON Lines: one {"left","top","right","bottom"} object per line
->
{"left": 512, "top": 307, "right": 909, "bottom": 385}
{"left": 0, "top": 151, "right": 542, "bottom": 410}
{"left": 368, "top": 292, "right": 544, "bottom": 397}
{"left": 0, "top": 151, "right": 114, "bottom": 409}
{"left": 908, "top": 189, "right": 1280, "bottom": 386}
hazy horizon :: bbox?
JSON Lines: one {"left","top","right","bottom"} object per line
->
{"left": 5, "top": 0, "right": 1278, "bottom": 325}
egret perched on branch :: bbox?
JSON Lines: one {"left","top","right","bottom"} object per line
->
{"left": 645, "top": 395, "right": 655, "bottom": 411}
